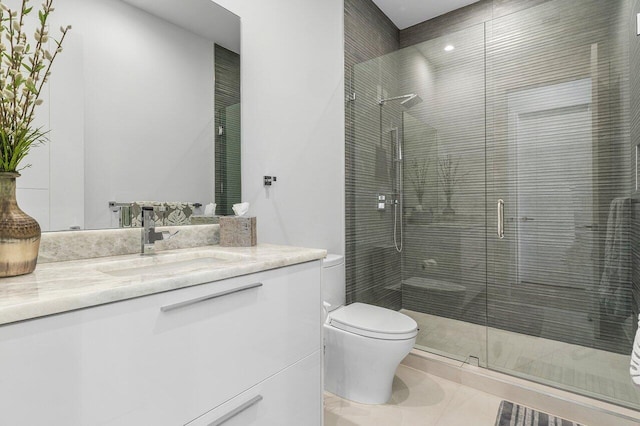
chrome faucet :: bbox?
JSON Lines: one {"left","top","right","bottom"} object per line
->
{"left": 141, "top": 206, "right": 178, "bottom": 255}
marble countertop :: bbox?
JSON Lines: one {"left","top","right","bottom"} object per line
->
{"left": 0, "top": 244, "right": 327, "bottom": 326}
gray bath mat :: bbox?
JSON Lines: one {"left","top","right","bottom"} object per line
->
{"left": 495, "top": 400, "right": 584, "bottom": 426}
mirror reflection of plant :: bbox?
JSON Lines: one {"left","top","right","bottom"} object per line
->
{"left": 0, "top": 0, "right": 70, "bottom": 172}
{"left": 438, "top": 154, "right": 467, "bottom": 207}
{"left": 407, "top": 158, "right": 430, "bottom": 206}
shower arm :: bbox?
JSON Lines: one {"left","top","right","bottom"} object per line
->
{"left": 378, "top": 94, "right": 413, "bottom": 105}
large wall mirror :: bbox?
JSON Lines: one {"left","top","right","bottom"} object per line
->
{"left": 15, "top": 0, "right": 241, "bottom": 232}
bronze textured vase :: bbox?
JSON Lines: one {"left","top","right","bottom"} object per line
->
{"left": 0, "top": 172, "right": 41, "bottom": 277}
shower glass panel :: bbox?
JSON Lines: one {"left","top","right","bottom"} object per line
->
{"left": 350, "top": 23, "right": 487, "bottom": 365}
{"left": 349, "top": 51, "right": 403, "bottom": 311}
{"left": 486, "top": 0, "right": 637, "bottom": 408}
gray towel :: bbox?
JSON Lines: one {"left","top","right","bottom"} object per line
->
{"left": 599, "top": 197, "right": 631, "bottom": 318}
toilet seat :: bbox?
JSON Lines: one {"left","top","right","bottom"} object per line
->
{"left": 328, "top": 303, "right": 417, "bottom": 340}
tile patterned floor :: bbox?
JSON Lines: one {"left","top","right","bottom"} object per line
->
{"left": 324, "top": 364, "right": 504, "bottom": 426}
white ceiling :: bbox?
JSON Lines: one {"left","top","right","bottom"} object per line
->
{"left": 371, "top": 0, "right": 481, "bottom": 30}
{"left": 121, "top": 0, "right": 240, "bottom": 53}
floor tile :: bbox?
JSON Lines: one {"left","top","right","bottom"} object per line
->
{"left": 324, "top": 365, "right": 499, "bottom": 426}
{"left": 434, "top": 384, "right": 503, "bottom": 426}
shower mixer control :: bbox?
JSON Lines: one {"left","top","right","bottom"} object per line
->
{"left": 377, "top": 194, "right": 386, "bottom": 211}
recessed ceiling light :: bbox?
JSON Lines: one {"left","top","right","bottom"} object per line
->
{"left": 444, "top": 45, "right": 454, "bottom": 52}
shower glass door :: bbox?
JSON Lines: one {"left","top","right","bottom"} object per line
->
{"left": 486, "top": 0, "right": 637, "bottom": 408}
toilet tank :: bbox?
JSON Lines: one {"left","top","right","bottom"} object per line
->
{"left": 322, "top": 254, "right": 345, "bottom": 312}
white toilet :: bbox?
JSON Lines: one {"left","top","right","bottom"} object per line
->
{"left": 323, "top": 254, "right": 418, "bottom": 404}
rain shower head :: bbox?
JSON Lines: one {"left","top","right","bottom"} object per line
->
{"left": 378, "top": 93, "right": 423, "bottom": 109}
{"left": 400, "top": 93, "right": 422, "bottom": 109}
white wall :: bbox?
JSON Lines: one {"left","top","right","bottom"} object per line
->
{"left": 214, "top": 0, "right": 345, "bottom": 255}
{"left": 15, "top": 15, "right": 78, "bottom": 232}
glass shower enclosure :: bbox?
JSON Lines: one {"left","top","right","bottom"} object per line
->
{"left": 348, "top": 0, "right": 639, "bottom": 410}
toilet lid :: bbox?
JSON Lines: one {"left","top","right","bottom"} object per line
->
{"left": 329, "top": 303, "right": 418, "bottom": 340}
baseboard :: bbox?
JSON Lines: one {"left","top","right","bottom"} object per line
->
{"left": 401, "top": 349, "right": 640, "bottom": 426}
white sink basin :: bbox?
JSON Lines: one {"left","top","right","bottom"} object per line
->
{"left": 98, "top": 251, "right": 248, "bottom": 278}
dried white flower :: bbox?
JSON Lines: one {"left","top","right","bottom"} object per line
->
{"left": 0, "top": 0, "right": 71, "bottom": 172}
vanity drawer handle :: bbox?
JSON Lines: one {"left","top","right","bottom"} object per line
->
{"left": 160, "top": 282, "right": 263, "bottom": 312}
{"left": 208, "top": 395, "right": 263, "bottom": 426}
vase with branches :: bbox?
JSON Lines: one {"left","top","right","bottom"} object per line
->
{"left": 438, "top": 154, "right": 465, "bottom": 215}
{"left": 0, "top": 0, "right": 70, "bottom": 277}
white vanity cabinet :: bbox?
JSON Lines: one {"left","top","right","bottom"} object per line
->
{"left": 0, "top": 260, "right": 322, "bottom": 426}
{"left": 186, "top": 351, "right": 321, "bottom": 426}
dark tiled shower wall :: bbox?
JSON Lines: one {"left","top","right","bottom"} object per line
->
{"left": 344, "top": 0, "right": 402, "bottom": 308}
{"left": 395, "top": 0, "right": 634, "bottom": 353}
{"left": 343, "top": 0, "right": 566, "bottom": 313}
{"left": 215, "top": 45, "right": 241, "bottom": 216}
{"left": 631, "top": 0, "right": 640, "bottom": 331}
{"left": 346, "top": 0, "right": 638, "bottom": 343}
{"left": 399, "top": 0, "right": 553, "bottom": 49}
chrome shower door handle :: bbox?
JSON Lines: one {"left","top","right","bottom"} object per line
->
{"left": 497, "top": 199, "right": 504, "bottom": 239}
